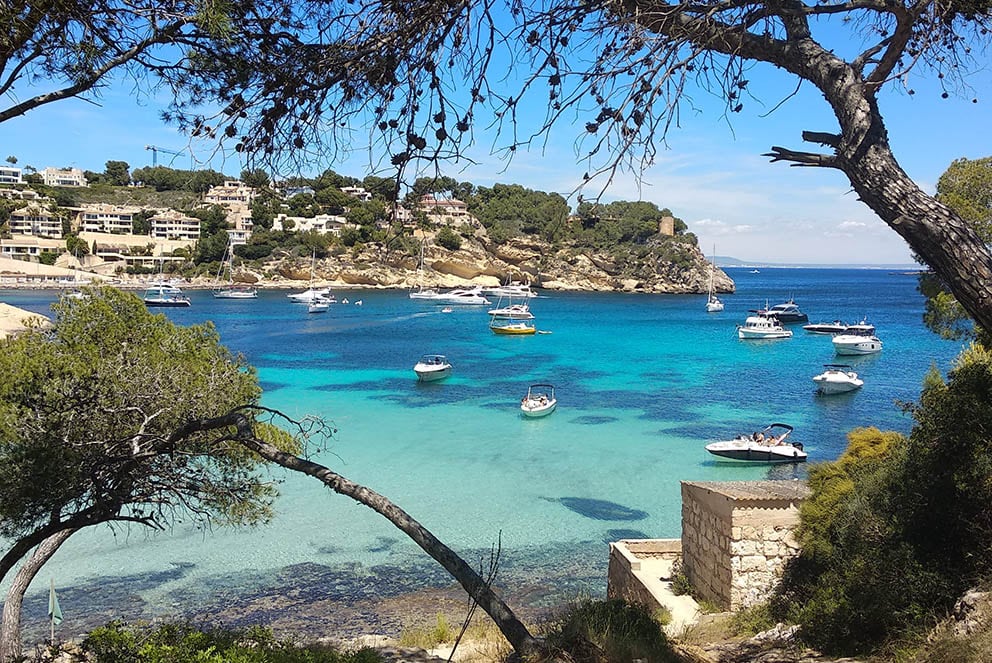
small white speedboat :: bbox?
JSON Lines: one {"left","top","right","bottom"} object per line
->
{"left": 413, "top": 354, "right": 452, "bottom": 382}
{"left": 488, "top": 303, "right": 535, "bottom": 319}
{"left": 705, "top": 424, "right": 806, "bottom": 463}
{"left": 832, "top": 333, "right": 882, "bottom": 355}
{"left": 737, "top": 310, "right": 793, "bottom": 340}
{"left": 813, "top": 364, "right": 864, "bottom": 394}
{"left": 521, "top": 383, "right": 556, "bottom": 417}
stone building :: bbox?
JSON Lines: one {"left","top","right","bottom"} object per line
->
{"left": 681, "top": 480, "right": 809, "bottom": 610}
{"left": 608, "top": 480, "right": 810, "bottom": 616}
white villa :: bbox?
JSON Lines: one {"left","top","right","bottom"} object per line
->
{"left": 204, "top": 180, "right": 258, "bottom": 206}
{"left": 78, "top": 203, "right": 142, "bottom": 234}
{"left": 0, "top": 167, "right": 22, "bottom": 185}
{"left": 273, "top": 213, "right": 349, "bottom": 235}
{"left": 41, "top": 167, "right": 87, "bottom": 187}
{"left": 8, "top": 206, "right": 62, "bottom": 237}
{"left": 0, "top": 235, "right": 65, "bottom": 261}
{"left": 149, "top": 210, "right": 201, "bottom": 241}
{"left": 418, "top": 195, "right": 474, "bottom": 227}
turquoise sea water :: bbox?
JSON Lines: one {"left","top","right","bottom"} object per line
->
{"left": 0, "top": 267, "right": 966, "bottom": 635}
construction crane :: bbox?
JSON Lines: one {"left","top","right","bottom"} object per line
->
{"left": 144, "top": 145, "right": 183, "bottom": 166}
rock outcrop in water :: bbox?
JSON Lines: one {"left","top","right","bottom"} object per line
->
{"left": 241, "top": 232, "right": 735, "bottom": 294}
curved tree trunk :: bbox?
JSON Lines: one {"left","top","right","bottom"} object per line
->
{"left": 834, "top": 115, "right": 992, "bottom": 332}
{"left": 236, "top": 435, "right": 545, "bottom": 657}
{"left": 625, "top": 6, "right": 992, "bottom": 331}
{"left": 816, "top": 62, "right": 992, "bottom": 332}
{"left": 0, "top": 529, "right": 76, "bottom": 663}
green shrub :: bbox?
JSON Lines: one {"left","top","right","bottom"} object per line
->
{"left": 773, "top": 345, "right": 992, "bottom": 655}
{"left": 80, "top": 621, "right": 382, "bottom": 663}
{"left": 729, "top": 603, "right": 775, "bottom": 636}
{"left": 435, "top": 227, "right": 461, "bottom": 250}
{"left": 542, "top": 599, "right": 680, "bottom": 663}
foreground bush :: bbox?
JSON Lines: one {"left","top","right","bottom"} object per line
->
{"left": 773, "top": 344, "right": 992, "bottom": 655}
{"left": 542, "top": 599, "right": 680, "bottom": 663}
{"left": 74, "top": 621, "right": 382, "bottom": 663}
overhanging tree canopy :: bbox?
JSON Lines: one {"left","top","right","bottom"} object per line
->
{"left": 152, "top": 0, "right": 992, "bottom": 328}
{"left": 0, "top": 288, "right": 305, "bottom": 653}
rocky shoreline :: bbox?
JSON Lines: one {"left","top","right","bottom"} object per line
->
{"left": 3, "top": 234, "right": 736, "bottom": 295}
{"left": 219, "top": 235, "right": 736, "bottom": 295}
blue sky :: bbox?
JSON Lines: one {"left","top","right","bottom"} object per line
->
{"left": 1, "top": 37, "right": 989, "bottom": 265}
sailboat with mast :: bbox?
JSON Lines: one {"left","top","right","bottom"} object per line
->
{"left": 288, "top": 249, "right": 332, "bottom": 304}
{"left": 409, "top": 241, "right": 442, "bottom": 299}
{"left": 705, "top": 245, "right": 724, "bottom": 312}
{"left": 213, "top": 240, "right": 258, "bottom": 299}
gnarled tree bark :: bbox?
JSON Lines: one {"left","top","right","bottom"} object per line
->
{"left": 0, "top": 529, "right": 76, "bottom": 662}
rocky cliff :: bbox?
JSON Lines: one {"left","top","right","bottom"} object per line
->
{"left": 242, "top": 232, "right": 735, "bottom": 294}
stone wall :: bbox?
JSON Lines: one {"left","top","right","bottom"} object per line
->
{"left": 681, "top": 481, "right": 810, "bottom": 610}
{"left": 607, "top": 539, "right": 682, "bottom": 609}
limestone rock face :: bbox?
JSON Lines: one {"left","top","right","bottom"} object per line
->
{"left": 260, "top": 233, "right": 735, "bottom": 294}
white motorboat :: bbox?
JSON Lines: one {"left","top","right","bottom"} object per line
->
{"left": 143, "top": 284, "right": 190, "bottom": 308}
{"left": 737, "top": 310, "right": 793, "bottom": 339}
{"left": 288, "top": 287, "right": 332, "bottom": 303}
{"left": 435, "top": 288, "right": 491, "bottom": 305}
{"left": 813, "top": 364, "right": 864, "bottom": 394}
{"left": 488, "top": 302, "right": 534, "bottom": 320}
{"left": 413, "top": 354, "right": 452, "bottom": 382}
{"left": 765, "top": 298, "right": 808, "bottom": 323}
{"left": 705, "top": 245, "right": 724, "bottom": 312}
{"left": 705, "top": 424, "right": 807, "bottom": 463}
{"left": 521, "top": 383, "right": 556, "bottom": 417}
{"left": 833, "top": 332, "right": 883, "bottom": 355}
{"left": 484, "top": 280, "right": 538, "bottom": 299}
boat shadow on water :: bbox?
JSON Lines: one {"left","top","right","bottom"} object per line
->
{"left": 543, "top": 496, "right": 650, "bottom": 521}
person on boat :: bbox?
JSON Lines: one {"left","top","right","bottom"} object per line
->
{"left": 753, "top": 432, "right": 765, "bottom": 443}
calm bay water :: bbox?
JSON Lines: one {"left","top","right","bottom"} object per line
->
{"left": 0, "top": 267, "right": 965, "bottom": 636}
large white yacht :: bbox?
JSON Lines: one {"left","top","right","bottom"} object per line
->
{"left": 434, "top": 287, "right": 491, "bottom": 305}
{"left": 832, "top": 332, "right": 883, "bottom": 355}
{"left": 484, "top": 280, "right": 538, "bottom": 299}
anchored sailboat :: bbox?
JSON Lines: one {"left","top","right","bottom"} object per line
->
{"left": 706, "top": 245, "right": 724, "bottom": 312}
{"left": 213, "top": 240, "right": 258, "bottom": 299}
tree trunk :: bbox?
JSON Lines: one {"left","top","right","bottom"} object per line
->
{"left": 0, "top": 529, "right": 76, "bottom": 663}
{"left": 812, "top": 68, "right": 992, "bottom": 332}
{"left": 236, "top": 436, "right": 545, "bottom": 658}
{"left": 838, "top": 132, "right": 992, "bottom": 332}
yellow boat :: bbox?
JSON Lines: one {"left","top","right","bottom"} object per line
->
{"left": 490, "top": 321, "right": 536, "bottom": 335}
